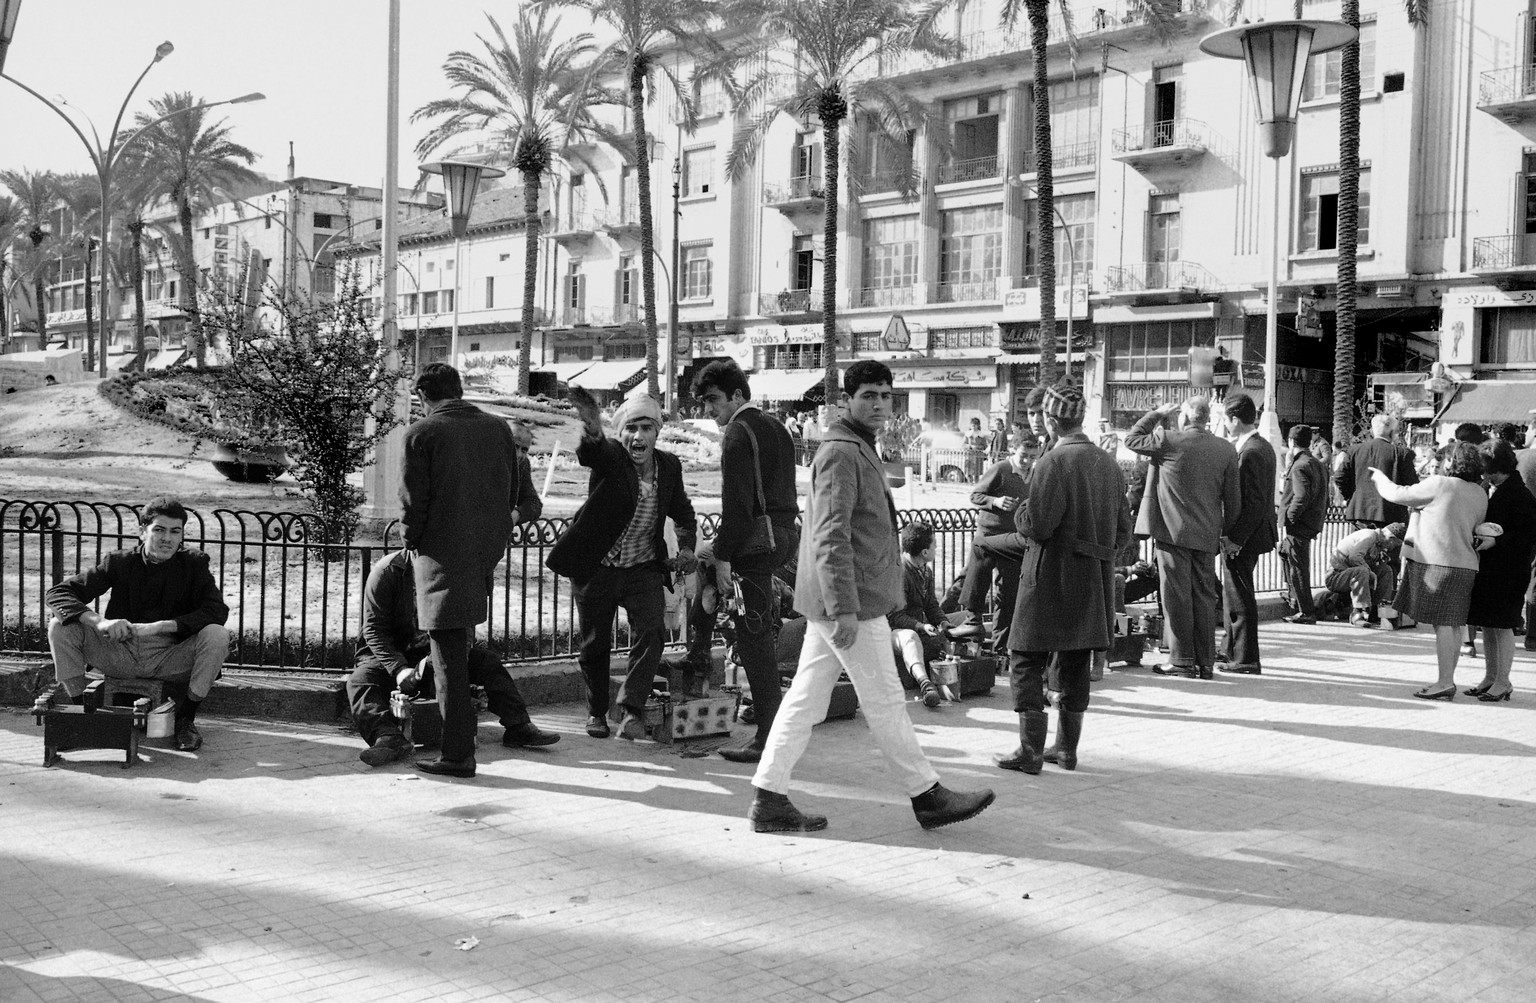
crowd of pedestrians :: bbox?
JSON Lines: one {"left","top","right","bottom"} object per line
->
{"left": 33, "top": 364, "right": 1536, "bottom": 832}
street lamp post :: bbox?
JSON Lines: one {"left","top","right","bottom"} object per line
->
{"left": 4, "top": 47, "right": 263, "bottom": 377}
{"left": 668, "top": 153, "right": 681, "bottom": 414}
{"left": 0, "top": 0, "right": 22, "bottom": 76}
{"left": 1200, "top": 19, "right": 1355, "bottom": 451}
{"left": 419, "top": 159, "right": 505, "bottom": 369}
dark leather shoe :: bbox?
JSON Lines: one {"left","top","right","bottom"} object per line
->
{"left": 359, "top": 733, "right": 414, "bottom": 767}
{"left": 415, "top": 757, "right": 476, "bottom": 778}
{"left": 1282, "top": 613, "right": 1317, "bottom": 625}
{"left": 502, "top": 723, "right": 560, "bottom": 748}
{"left": 1197, "top": 666, "right": 1215, "bottom": 680}
{"left": 175, "top": 722, "right": 203, "bottom": 752}
{"left": 1152, "top": 664, "right": 1197, "bottom": 678}
{"left": 750, "top": 791, "right": 828, "bottom": 833}
{"left": 718, "top": 744, "right": 763, "bottom": 764}
{"left": 1218, "top": 664, "right": 1261, "bottom": 675}
{"left": 617, "top": 712, "right": 646, "bottom": 741}
{"left": 912, "top": 783, "right": 996, "bottom": 830}
{"left": 585, "top": 716, "right": 611, "bottom": 738}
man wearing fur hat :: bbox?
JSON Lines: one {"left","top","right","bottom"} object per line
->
{"left": 996, "top": 384, "right": 1132, "bottom": 774}
{"left": 547, "top": 390, "right": 698, "bottom": 741}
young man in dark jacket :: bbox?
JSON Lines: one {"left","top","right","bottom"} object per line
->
{"left": 689, "top": 360, "right": 798, "bottom": 763}
{"left": 547, "top": 391, "right": 697, "bottom": 741}
{"left": 45, "top": 495, "right": 229, "bottom": 752}
{"left": 1280, "top": 425, "right": 1329, "bottom": 625}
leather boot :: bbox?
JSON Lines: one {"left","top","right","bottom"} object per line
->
{"left": 1054, "top": 710, "right": 1083, "bottom": 771}
{"left": 995, "top": 710, "right": 1047, "bottom": 774}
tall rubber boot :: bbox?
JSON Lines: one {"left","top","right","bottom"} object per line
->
{"left": 1054, "top": 710, "right": 1083, "bottom": 771}
{"left": 995, "top": 710, "right": 1047, "bottom": 774}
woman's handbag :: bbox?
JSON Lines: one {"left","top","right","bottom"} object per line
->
{"left": 736, "top": 421, "right": 776, "bottom": 559}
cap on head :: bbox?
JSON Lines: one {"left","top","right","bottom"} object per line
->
{"left": 1043, "top": 384, "right": 1086, "bottom": 424}
{"left": 614, "top": 394, "right": 663, "bottom": 431}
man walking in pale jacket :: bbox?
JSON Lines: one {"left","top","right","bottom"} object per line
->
{"left": 747, "top": 360, "right": 995, "bottom": 834}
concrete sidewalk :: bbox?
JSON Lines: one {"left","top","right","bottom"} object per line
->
{"left": 3, "top": 619, "right": 1535, "bottom": 1002}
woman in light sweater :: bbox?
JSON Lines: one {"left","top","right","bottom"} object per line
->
{"left": 1369, "top": 440, "right": 1488, "bottom": 700}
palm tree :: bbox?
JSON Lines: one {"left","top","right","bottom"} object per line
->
{"left": 724, "top": 0, "right": 957, "bottom": 403}
{"left": 542, "top": 0, "right": 721, "bottom": 401}
{"left": 0, "top": 169, "right": 61, "bottom": 346}
{"left": 132, "top": 91, "right": 261, "bottom": 366}
{"left": 1003, "top": 1, "right": 1175, "bottom": 387}
{"left": 57, "top": 173, "right": 107, "bottom": 370}
{"left": 0, "top": 195, "right": 18, "bottom": 349}
{"left": 1333, "top": 1, "right": 1426, "bottom": 440}
{"left": 413, "top": 9, "right": 609, "bottom": 395}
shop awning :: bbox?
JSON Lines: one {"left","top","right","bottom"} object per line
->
{"left": 534, "top": 361, "right": 593, "bottom": 384}
{"left": 750, "top": 368, "right": 827, "bottom": 401}
{"left": 1440, "top": 381, "right": 1536, "bottom": 424}
{"left": 994, "top": 354, "right": 1042, "bottom": 365}
{"left": 567, "top": 359, "right": 647, "bottom": 391}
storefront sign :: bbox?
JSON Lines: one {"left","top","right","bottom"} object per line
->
{"left": 748, "top": 323, "right": 852, "bottom": 351}
{"left": 1107, "top": 382, "right": 1200, "bottom": 413}
{"left": 693, "top": 336, "right": 729, "bottom": 356}
{"left": 1000, "top": 285, "right": 1090, "bottom": 322}
{"left": 890, "top": 365, "right": 997, "bottom": 389}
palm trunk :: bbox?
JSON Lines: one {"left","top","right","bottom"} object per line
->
{"left": 177, "top": 195, "right": 204, "bottom": 367}
{"left": 84, "top": 242, "right": 97, "bottom": 372}
{"left": 1030, "top": 0, "right": 1056, "bottom": 385}
{"left": 33, "top": 275, "right": 47, "bottom": 346}
{"left": 131, "top": 221, "right": 148, "bottom": 359}
{"left": 631, "top": 66, "right": 662, "bottom": 401}
{"left": 819, "top": 89, "right": 846, "bottom": 405}
{"left": 1334, "top": 0, "right": 1361, "bottom": 441}
{"left": 518, "top": 170, "right": 541, "bottom": 395}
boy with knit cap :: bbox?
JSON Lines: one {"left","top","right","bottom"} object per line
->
{"left": 547, "top": 390, "right": 698, "bottom": 740}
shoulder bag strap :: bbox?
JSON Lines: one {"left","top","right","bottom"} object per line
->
{"left": 740, "top": 419, "right": 768, "bottom": 518}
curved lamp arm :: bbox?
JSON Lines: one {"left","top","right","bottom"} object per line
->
{"left": 1, "top": 71, "right": 104, "bottom": 174}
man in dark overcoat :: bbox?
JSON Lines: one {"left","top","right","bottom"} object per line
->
{"left": 1216, "top": 392, "right": 1277, "bottom": 675}
{"left": 1126, "top": 396, "right": 1240, "bottom": 680}
{"left": 1335, "top": 413, "right": 1418, "bottom": 529}
{"left": 546, "top": 391, "right": 697, "bottom": 740}
{"left": 996, "top": 384, "right": 1132, "bottom": 774}
{"left": 400, "top": 363, "right": 521, "bottom": 778}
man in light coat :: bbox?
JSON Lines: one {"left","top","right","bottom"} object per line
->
{"left": 1125, "top": 397, "right": 1240, "bottom": 680}
{"left": 1217, "top": 391, "right": 1277, "bottom": 675}
{"left": 995, "top": 385, "right": 1132, "bottom": 774}
{"left": 747, "top": 360, "right": 995, "bottom": 834}
{"left": 400, "top": 363, "right": 521, "bottom": 778}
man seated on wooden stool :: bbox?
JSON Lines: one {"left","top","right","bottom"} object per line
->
{"left": 43, "top": 495, "right": 229, "bottom": 752}
{"left": 348, "top": 549, "right": 559, "bottom": 767}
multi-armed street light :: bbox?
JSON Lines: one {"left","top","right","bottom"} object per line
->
{"left": 2, "top": 37, "right": 263, "bottom": 376}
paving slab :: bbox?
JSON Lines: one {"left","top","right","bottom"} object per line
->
{"left": 2, "top": 619, "right": 1535, "bottom": 1002}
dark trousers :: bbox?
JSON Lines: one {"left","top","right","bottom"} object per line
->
{"left": 1221, "top": 551, "right": 1261, "bottom": 671}
{"left": 348, "top": 648, "right": 532, "bottom": 748}
{"left": 1282, "top": 536, "right": 1316, "bottom": 616}
{"left": 687, "top": 558, "right": 783, "bottom": 748}
{"left": 960, "top": 531, "right": 1026, "bottom": 647}
{"left": 1155, "top": 541, "right": 1218, "bottom": 670}
{"left": 574, "top": 564, "right": 666, "bottom": 719}
{"left": 1009, "top": 648, "right": 1092, "bottom": 714}
{"left": 429, "top": 629, "right": 476, "bottom": 762}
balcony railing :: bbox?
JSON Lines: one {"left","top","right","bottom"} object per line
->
{"left": 1102, "top": 260, "right": 1219, "bottom": 293}
{"left": 934, "top": 277, "right": 1002, "bottom": 303}
{"left": 1472, "top": 235, "right": 1521, "bottom": 271}
{"left": 558, "top": 306, "right": 617, "bottom": 327}
{"left": 593, "top": 208, "right": 642, "bottom": 233}
{"left": 855, "top": 285, "right": 917, "bottom": 308}
{"left": 1479, "top": 65, "right": 1536, "bottom": 108}
{"left": 613, "top": 302, "right": 646, "bottom": 325}
{"left": 759, "top": 289, "right": 824, "bottom": 316}
{"left": 1018, "top": 139, "right": 1097, "bottom": 173}
{"left": 862, "top": 168, "right": 924, "bottom": 194}
{"left": 1111, "top": 118, "right": 1211, "bottom": 154}
{"left": 937, "top": 155, "right": 1000, "bottom": 185}
{"left": 550, "top": 211, "right": 597, "bottom": 236}
{"left": 763, "top": 175, "right": 824, "bottom": 205}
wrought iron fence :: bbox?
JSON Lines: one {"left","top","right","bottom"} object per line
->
{"left": 2, "top": 497, "right": 1356, "bottom": 674}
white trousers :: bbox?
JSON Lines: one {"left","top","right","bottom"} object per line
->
{"left": 752, "top": 617, "right": 940, "bottom": 799}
